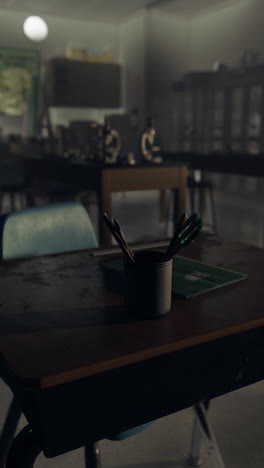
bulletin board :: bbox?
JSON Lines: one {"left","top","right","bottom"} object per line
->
{"left": 0, "top": 48, "right": 40, "bottom": 136}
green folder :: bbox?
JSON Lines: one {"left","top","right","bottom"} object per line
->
{"left": 102, "top": 256, "right": 247, "bottom": 299}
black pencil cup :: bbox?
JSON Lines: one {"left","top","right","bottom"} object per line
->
{"left": 124, "top": 250, "right": 172, "bottom": 319}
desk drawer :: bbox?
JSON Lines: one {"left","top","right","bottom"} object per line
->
{"left": 15, "top": 326, "right": 264, "bottom": 457}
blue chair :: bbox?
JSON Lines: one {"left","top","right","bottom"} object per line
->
{"left": 0, "top": 201, "right": 97, "bottom": 260}
{"left": 0, "top": 201, "right": 152, "bottom": 468}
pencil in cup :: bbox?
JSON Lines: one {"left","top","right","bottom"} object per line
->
{"left": 103, "top": 213, "right": 135, "bottom": 263}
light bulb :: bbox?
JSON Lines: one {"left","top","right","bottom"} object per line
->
{"left": 23, "top": 16, "right": 48, "bottom": 42}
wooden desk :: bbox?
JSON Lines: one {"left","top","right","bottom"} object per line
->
{"left": 162, "top": 151, "right": 264, "bottom": 177}
{"left": 162, "top": 151, "right": 264, "bottom": 221}
{"left": 15, "top": 157, "right": 187, "bottom": 247}
{"left": 1, "top": 236, "right": 264, "bottom": 464}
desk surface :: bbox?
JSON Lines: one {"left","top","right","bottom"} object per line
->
{"left": 0, "top": 235, "right": 263, "bottom": 389}
{"left": 20, "top": 155, "right": 187, "bottom": 182}
{"left": 162, "top": 151, "right": 264, "bottom": 177}
{"left": 0, "top": 147, "right": 185, "bottom": 169}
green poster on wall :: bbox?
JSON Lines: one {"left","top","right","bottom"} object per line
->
{"left": 0, "top": 48, "right": 40, "bottom": 136}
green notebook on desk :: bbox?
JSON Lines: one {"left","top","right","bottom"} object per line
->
{"left": 102, "top": 256, "right": 247, "bottom": 299}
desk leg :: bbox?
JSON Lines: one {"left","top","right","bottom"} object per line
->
{"left": 5, "top": 426, "right": 41, "bottom": 468}
{"left": 188, "top": 401, "right": 210, "bottom": 466}
{"left": 188, "top": 402, "right": 225, "bottom": 468}
{"left": 159, "top": 189, "right": 169, "bottom": 223}
{"left": 188, "top": 416, "right": 203, "bottom": 466}
{"left": 198, "top": 172, "right": 207, "bottom": 220}
{"left": 173, "top": 168, "right": 187, "bottom": 232}
{"left": 98, "top": 175, "right": 112, "bottom": 247}
{"left": 85, "top": 442, "right": 102, "bottom": 468}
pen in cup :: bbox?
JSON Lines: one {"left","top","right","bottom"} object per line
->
{"left": 103, "top": 213, "right": 135, "bottom": 263}
{"left": 164, "top": 213, "right": 187, "bottom": 261}
{"left": 164, "top": 212, "right": 203, "bottom": 261}
{"left": 113, "top": 217, "right": 135, "bottom": 260}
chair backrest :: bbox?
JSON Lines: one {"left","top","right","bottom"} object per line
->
{"left": 0, "top": 201, "right": 98, "bottom": 260}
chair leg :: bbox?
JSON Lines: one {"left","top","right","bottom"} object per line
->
{"left": 84, "top": 442, "right": 102, "bottom": 468}
{"left": 5, "top": 423, "right": 101, "bottom": 468}
{"left": 188, "top": 402, "right": 225, "bottom": 468}
{"left": 5, "top": 425, "right": 41, "bottom": 468}
{"left": 164, "top": 189, "right": 172, "bottom": 237}
{"left": 0, "top": 397, "right": 22, "bottom": 468}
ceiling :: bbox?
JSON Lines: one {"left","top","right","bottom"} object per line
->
{"left": 155, "top": 0, "right": 239, "bottom": 16}
{"left": 0, "top": 0, "right": 241, "bottom": 23}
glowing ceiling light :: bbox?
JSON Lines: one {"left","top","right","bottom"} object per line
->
{"left": 23, "top": 16, "right": 48, "bottom": 42}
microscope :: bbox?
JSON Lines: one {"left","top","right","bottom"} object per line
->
{"left": 139, "top": 117, "right": 163, "bottom": 164}
{"left": 103, "top": 117, "right": 121, "bottom": 164}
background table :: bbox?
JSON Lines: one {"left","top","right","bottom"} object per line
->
{"left": 25, "top": 159, "right": 187, "bottom": 247}
{"left": 0, "top": 150, "right": 188, "bottom": 247}
{"left": 162, "top": 151, "right": 264, "bottom": 177}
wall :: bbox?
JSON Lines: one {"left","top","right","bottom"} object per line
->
{"left": 0, "top": 8, "right": 120, "bottom": 61}
{"left": 146, "top": 10, "right": 188, "bottom": 103}
{"left": 187, "top": 0, "right": 264, "bottom": 195}
{"left": 0, "top": 8, "right": 122, "bottom": 131}
{"left": 141, "top": 0, "right": 264, "bottom": 195}
{"left": 145, "top": 10, "right": 188, "bottom": 147}
{"left": 0, "top": 7, "right": 189, "bottom": 141}
{"left": 188, "top": 0, "right": 262, "bottom": 71}
{"left": 118, "top": 9, "right": 189, "bottom": 155}
{"left": 119, "top": 12, "right": 146, "bottom": 155}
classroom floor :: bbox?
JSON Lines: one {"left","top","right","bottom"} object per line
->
{"left": 1, "top": 188, "right": 264, "bottom": 467}
{"left": 89, "top": 188, "right": 264, "bottom": 248}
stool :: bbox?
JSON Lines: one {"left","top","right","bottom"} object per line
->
{"left": 165, "top": 176, "right": 217, "bottom": 237}
{"left": 187, "top": 176, "right": 217, "bottom": 235}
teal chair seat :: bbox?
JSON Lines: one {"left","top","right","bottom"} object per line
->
{"left": 108, "top": 422, "right": 152, "bottom": 441}
{"left": 0, "top": 201, "right": 153, "bottom": 467}
{"left": 0, "top": 201, "right": 97, "bottom": 259}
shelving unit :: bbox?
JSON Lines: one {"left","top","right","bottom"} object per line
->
{"left": 39, "top": 57, "right": 122, "bottom": 139}
{"left": 45, "top": 57, "right": 121, "bottom": 108}
{"left": 172, "top": 67, "right": 264, "bottom": 156}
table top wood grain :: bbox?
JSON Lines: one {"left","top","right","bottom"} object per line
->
{"left": 0, "top": 235, "right": 263, "bottom": 389}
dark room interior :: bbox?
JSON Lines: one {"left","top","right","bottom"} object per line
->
{"left": 0, "top": 1, "right": 264, "bottom": 467}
